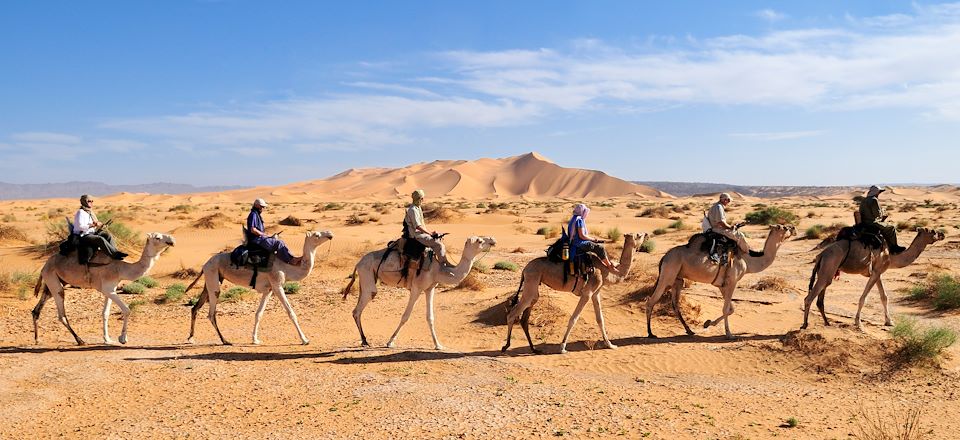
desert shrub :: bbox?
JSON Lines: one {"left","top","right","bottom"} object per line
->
{"left": 536, "top": 226, "right": 559, "bottom": 239}
{"left": 345, "top": 214, "right": 365, "bottom": 225}
{"left": 222, "top": 286, "right": 250, "bottom": 303}
{"left": 163, "top": 283, "right": 187, "bottom": 303}
{"left": 668, "top": 220, "right": 684, "bottom": 230}
{"left": 121, "top": 282, "right": 145, "bottom": 295}
{"left": 128, "top": 298, "right": 147, "bottom": 313}
{"left": 0, "top": 271, "right": 38, "bottom": 300}
{"left": 169, "top": 266, "right": 200, "bottom": 279}
{"left": 493, "top": 261, "right": 518, "bottom": 272}
{"left": 891, "top": 316, "right": 957, "bottom": 364}
{"left": 97, "top": 211, "right": 140, "bottom": 247}
{"left": 543, "top": 206, "right": 560, "bottom": 214}
{"left": 473, "top": 261, "right": 490, "bottom": 274}
{"left": 652, "top": 228, "right": 668, "bottom": 236}
{"left": 2, "top": 213, "right": 16, "bottom": 222}
{"left": 899, "top": 203, "right": 917, "bottom": 212}
{"left": 907, "top": 274, "right": 960, "bottom": 310}
{"left": 192, "top": 212, "right": 229, "bottom": 229}
{"left": 745, "top": 206, "right": 799, "bottom": 225}
{"left": 639, "top": 239, "right": 656, "bottom": 253}
{"left": 279, "top": 215, "right": 302, "bottom": 226}
{"left": 283, "top": 281, "right": 300, "bottom": 294}
{"left": 750, "top": 276, "right": 789, "bottom": 292}
{"left": 0, "top": 225, "right": 30, "bottom": 242}
{"left": 169, "top": 204, "right": 195, "bottom": 213}
{"left": 606, "top": 227, "right": 622, "bottom": 242}
{"left": 896, "top": 221, "right": 911, "bottom": 231}
{"left": 805, "top": 224, "right": 826, "bottom": 239}
{"left": 134, "top": 276, "right": 159, "bottom": 288}
{"left": 454, "top": 268, "right": 486, "bottom": 291}
{"left": 853, "top": 405, "right": 925, "bottom": 440}
{"left": 806, "top": 211, "right": 816, "bottom": 218}
{"left": 423, "top": 204, "right": 463, "bottom": 222}
{"left": 784, "top": 417, "right": 799, "bottom": 428}
{"left": 638, "top": 206, "right": 672, "bottom": 218}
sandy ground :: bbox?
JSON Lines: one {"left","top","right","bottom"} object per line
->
{"left": 1, "top": 194, "right": 959, "bottom": 439}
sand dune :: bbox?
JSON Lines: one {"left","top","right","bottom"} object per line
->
{"left": 199, "top": 152, "right": 668, "bottom": 203}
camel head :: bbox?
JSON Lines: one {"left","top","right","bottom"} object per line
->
{"left": 144, "top": 232, "right": 176, "bottom": 256}
{"left": 768, "top": 224, "right": 796, "bottom": 243}
{"left": 305, "top": 230, "right": 335, "bottom": 247}
{"left": 915, "top": 227, "right": 945, "bottom": 245}
{"left": 465, "top": 236, "right": 497, "bottom": 254}
{"left": 625, "top": 232, "right": 649, "bottom": 252}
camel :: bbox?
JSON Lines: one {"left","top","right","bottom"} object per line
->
{"left": 184, "top": 230, "right": 333, "bottom": 345}
{"left": 502, "top": 233, "right": 647, "bottom": 354}
{"left": 341, "top": 235, "right": 497, "bottom": 350}
{"left": 645, "top": 224, "right": 796, "bottom": 340}
{"left": 802, "top": 227, "right": 944, "bottom": 330}
{"left": 31, "top": 232, "right": 176, "bottom": 345}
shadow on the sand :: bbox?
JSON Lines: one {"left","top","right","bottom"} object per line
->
{"left": 613, "top": 332, "right": 784, "bottom": 347}
{"left": 126, "top": 350, "right": 341, "bottom": 362}
{"left": 0, "top": 344, "right": 191, "bottom": 354}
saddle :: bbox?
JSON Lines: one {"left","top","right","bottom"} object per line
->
{"left": 688, "top": 231, "right": 763, "bottom": 266}
{"left": 379, "top": 225, "right": 436, "bottom": 282}
{"left": 544, "top": 227, "right": 597, "bottom": 287}
{"left": 836, "top": 223, "right": 885, "bottom": 250}
{"left": 57, "top": 218, "right": 106, "bottom": 266}
{"left": 230, "top": 227, "right": 275, "bottom": 287}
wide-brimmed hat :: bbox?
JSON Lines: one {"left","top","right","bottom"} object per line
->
{"left": 253, "top": 198, "right": 268, "bottom": 207}
{"left": 866, "top": 185, "right": 885, "bottom": 197}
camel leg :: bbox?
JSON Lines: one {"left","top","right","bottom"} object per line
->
{"left": 100, "top": 285, "right": 130, "bottom": 345}
{"left": 816, "top": 289, "right": 830, "bottom": 327}
{"left": 50, "top": 286, "right": 84, "bottom": 345}
{"left": 591, "top": 289, "right": 616, "bottom": 349}
{"left": 645, "top": 259, "right": 681, "bottom": 339}
{"left": 802, "top": 270, "right": 832, "bottom": 330}
{"left": 31, "top": 288, "right": 51, "bottom": 344}
{"left": 386, "top": 287, "right": 422, "bottom": 348}
{"left": 102, "top": 296, "right": 114, "bottom": 344}
{"left": 503, "top": 280, "right": 539, "bottom": 353}
{"left": 206, "top": 287, "right": 230, "bottom": 345}
{"left": 559, "top": 293, "right": 591, "bottom": 354}
{"left": 671, "top": 278, "right": 694, "bottom": 336}
{"left": 352, "top": 288, "right": 374, "bottom": 347}
{"left": 519, "top": 308, "right": 541, "bottom": 354}
{"left": 876, "top": 279, "right": 893, "bottom": 326}
{"left": 252, "top": 288, "right": 272, "bottom": 345}
{"left": 187, "top": 286, "right": 209, "bottom": 344}
{"left": 854, "top": 275, "right": 880, "bottom": 331}
{"left": 423, "top": 286, "right": 443, "bottom": 350}
{"left": 273, "top": 283, "right": 309, "bottom": 345}
{"left": 704, "top": 285, "right": 737, "bottom": 339}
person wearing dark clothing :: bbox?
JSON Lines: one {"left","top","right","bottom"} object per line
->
{"left": 857, "top": 185, "right": 904, "bottom": 254}
{"left": 246, "top": 198, "right": 300, "bottom": 265}
{"left": 73, "top": 194, "right": 127, "bottom": 260}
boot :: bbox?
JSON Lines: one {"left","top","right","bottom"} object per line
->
{"left": 111, "top": 251, "right": 128, "bottom": 260}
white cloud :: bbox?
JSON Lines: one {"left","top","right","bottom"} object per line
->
{"left": 756, "top": 9, "right": 787, "bottom": 23}
{"left": 11, "top": 132, "right": 82, "bottom": 144}
{"left": 729, "top": 131, "right": 824, "bottom": 141}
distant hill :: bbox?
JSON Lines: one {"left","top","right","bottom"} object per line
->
{"left": 0, "top": 181, "right": 245, "bottom": 200}
{"left": 218, "top": 152, "right": 668, "bottom": 201}
{"left": 635, "top": 182, "right": 870, "bottom": 198}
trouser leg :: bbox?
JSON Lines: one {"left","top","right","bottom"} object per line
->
{"left": 714, "top": 228, "right": 750, "bottom": 253}
{"left": 257, "top": 237, "right": 296, "bottom": 263}
{"left": 415, "top": 234, "right": 450, "bottom": 265}
{"left": 95, "top": 231, "right": 122, "bottom": 256}
{"left": 878, "top": 224, "right": 901, "bottom": 251}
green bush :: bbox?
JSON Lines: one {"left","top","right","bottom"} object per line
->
{"left": 222, "top": 286, "right": 250, "bottom": 303}
{"left": 169, "top": 204, "right": 195, "bottom": 213}
{"left": 493, "top": 261, "right": 519, "bottom": 272}
{"left": 745, "top": 206, "right": 799, "bottom": 226}
{"left": 908, "top": 274, "right": 960, "bottom": 310}
{"left": 891, "top": 317, "right": 957, "bottom": 364}
{"left": 639, "top": 239, "right": 656, "bottom": 253}
{"left": 606, "top": 227, "right": 622, "bottom": 242}
{"left": 805, "top": 224, "right": 825, "bottom": 239}
{"left": 163, "top": 283, "right": 187, "bottom": 303}
{"left": 283, "top": 281, "right": 300, "bottom": 294}
{"left": 668, "top": 220, "right": 684, "bottom": 230}
{"left": 536, "top": 226, "right": 558, "bottom": 238}
{"left": 121, "top": 282, "right": 146, "bottom": 295}
{"left": 652, "top": 228, "right": 668, "bottom": 236}
{"left": 473, "top": 261, "right": 490, "bottom": 274}
{"left": 135, "top": 276, "right": 159, "bottom": 288}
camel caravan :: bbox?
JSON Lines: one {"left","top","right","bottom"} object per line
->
{"left": 28, "top": 185, "right": 944, "bottom": 354}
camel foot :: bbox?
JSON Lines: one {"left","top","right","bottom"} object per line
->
{"left": 104, "top": 338, "right": 115, "bottom": 345}
{"left": 884, "top": 321, "right": 893, "bottom": 327}
{"left": 386, "top": 341, "right": 396, "bottom": 349}
{"left": 559, "top": 344, "right": 568, "bottom": 354}
{"left": 703, "top": 319, "right": 712, "bottom": 329}
{"left": 605, "top": 342, "right": 617, "bottom": 349}
{"left": 799, "top": 324, "right": 808, "bottom": 330}
{"left": 500, "top": 344, "right": 510, "bottom": 353}
{"left": 118, "top": 335, "right": 127, "bottom": 345}
{"left": 252, "top": 339, "right": 262, "bottom": 345}
{"left": 531, "top": 347, "right": 543, "bottom": 355}
{"left": 434, "top": 344, "right": 445, "bottom": 351}
{"left": 221, "top": 340, "right": 233, "bottom": 346}
{"left": 301, "top": 338, "right": 310, "bottom": 345}
{"left": 724, "top": 334, "right": 736, "bottom": 340}
{"left": 685, "top": 330, "right": 696, "bottom": 336}
{"left": 647, "top": 333, "right": 658, "bottom": 339}
{"left": 186, "top": 337, "right": 196, "bottom": 344}
{"left": 76, "top": 339, "right": 86, "bottom": 346}
{"left": 361, "top": 341, "right": 370, "bottom": 348}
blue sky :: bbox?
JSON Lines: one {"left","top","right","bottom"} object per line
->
{"left": 2, "top": 1, "right": 960, "bottom": 186}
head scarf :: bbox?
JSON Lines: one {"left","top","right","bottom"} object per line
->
{"left": 80, "top": 194, "right": 93, "bottom": 210}
{"left": 572, "top": 203, "right": 590, "bottom": 219}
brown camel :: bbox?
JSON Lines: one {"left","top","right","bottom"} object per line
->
{"left": 645, "top": 225, "right": 796, "bottom": 339}
{"left": 501, "top": 233, "right": 647, "bottom": 354}
{"left": 32, "top": 233, "right": 176, "bottom": 345}
{"left": 802, "top": 227, "right": 944, "bottom": 330}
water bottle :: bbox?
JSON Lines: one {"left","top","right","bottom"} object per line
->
{"left": 561, "top": 243, "right": 569, "bottom": 261}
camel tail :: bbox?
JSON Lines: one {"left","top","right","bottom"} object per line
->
{"left": 508, "top": 274, "right": 525, "bottom": 308}
{"left": 341, "top": 269, "right": 358, "bottom": 300}
{"left": 808, "top": 255, "right": 822, "bottom": 292}
{"left": 183, "top": 271, "right": 204, "bottom": 295}
{"left": 33, "top": 275, "right": 42, "bottom": 297}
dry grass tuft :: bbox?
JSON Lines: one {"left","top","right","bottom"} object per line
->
{"left": 192, "top": 213, "right": 231, "bottom": 229}
{"left": 0, "top": 225, "right": 30, "bottom": 242}
{"left": 422, "top": 204, "right": 464, "bottom": 223}
{"left": 750, "top": 276, "right": 790, "bottom": 292}
{"left": 169, "top": 265, "right": 200, "bottom": 280}
{"left": 853, "top": 404, "right": 926, "bottom": 440}
{"left": 278, "top": 215, "right": 302, "bottom": 226}
{"left": 452, "top": 268, "right": 487, "bottom": 291}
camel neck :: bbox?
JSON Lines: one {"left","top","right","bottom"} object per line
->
{"left": 438, "top": 245, "right": 480, "bottom": 284}
{"left": 279, "top": 241, "right": 320, "bottom": 280}
{"left": 118, "top": 246, "right": 160, "bottom": 280}
{"left": 744, "top": 231, "right": 783, "bottom": 273}
{"left": 890, "top": 233, "right": 929, "bottom": 268}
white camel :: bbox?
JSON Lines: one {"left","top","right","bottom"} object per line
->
{"left": 32, "top": 232, "right": 176, "bottom": 345}
{"left": 341, "top": 235, "right": 497, "bottom": 350}
{"left": 186, "top": 230, "right": 333, "bottom": 345}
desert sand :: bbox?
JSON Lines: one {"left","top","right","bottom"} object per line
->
{"left": 1, "top": 153, "right": 958, "bottom": 439}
